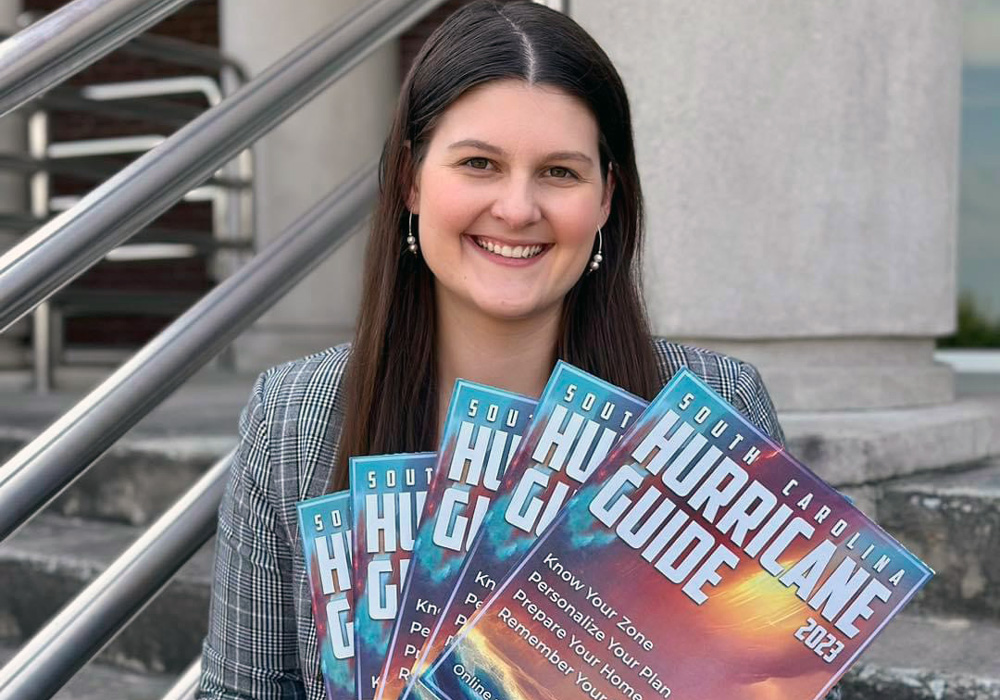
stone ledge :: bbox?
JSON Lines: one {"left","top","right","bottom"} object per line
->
{"left": 877, "top": 460, "right": 1000, "bottom": 620}
{"left": 0, "top": 514, "right": 214, "bottom": 673}
{"left": 842, "top": 664, "right": 1000, "bottom": 700}
{"left": 0, "top": 429, "right": 233, "bottom": 526}
{"left": 842, "top": 613, "right": 1000, "bottom": 700}
{"left": 782, "top": 397, "right": 1000, "bottom": 486}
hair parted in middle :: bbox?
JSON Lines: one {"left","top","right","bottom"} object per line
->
{"left": 332, "top": 0, "right": 661, "bottom": 490}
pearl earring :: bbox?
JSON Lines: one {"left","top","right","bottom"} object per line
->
{"left": 588, "top": 227, "right": 604, "bottom": 272}
{"left": 407, "top": 211, "right": 419, "bottom": 255}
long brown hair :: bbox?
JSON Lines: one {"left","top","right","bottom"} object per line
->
{"left": 331, "top": 0, "right": 660, "bottom": 490}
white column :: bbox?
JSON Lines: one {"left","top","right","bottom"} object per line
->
{"left": 0, "top": 0, "right": 28, "bottom": 370}
{"left": 220, "top": 0, "right": 399, "bottom": 373}
{"left": 572, "top": 0, "right": 961, "bottom": 411}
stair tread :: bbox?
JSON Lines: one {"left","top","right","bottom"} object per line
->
{"left": 0, "top": 513, "right": 214, "bottom": 584}
{"left": 0, "top": 365, "right": 255, "bottom": 440}
{"left": 0, "top": 515, "right": 214, "bottom": 673}
{"left": 859, "top": 612, "right": 1000, "bottom": 678}
{"left": 0, "top": 643, "right": 178, "bottom": 700}
{"left": 884, "top": 458, "right": 1000, "bottom": 498}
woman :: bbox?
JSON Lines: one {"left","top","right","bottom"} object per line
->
{"left": 198, "top": 2, "right": 837, "bottom": 699}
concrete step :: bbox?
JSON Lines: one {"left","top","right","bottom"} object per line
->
{"left": 0, "top": 429, "right": 231, "bottom": 527}
{"left": 0, "top": 514, "right": 213, "bottom": 674}
{"left": 875, "top": 458, "right": 1000, "bottom": 620}
{"left": 782, "top": 395, "right": 1000, "bottom": 488}
{"left": 0, "top": 643, "right": 178, "bottom": 700}
{"left": 842, "top": 613, "right": 1000, "bottom": 700}
{"left": 0, "top": 366, "right": 248, "bottom": 526}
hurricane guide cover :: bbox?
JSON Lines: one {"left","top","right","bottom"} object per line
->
{"left": 297, "top": 491, "right": 356, "bottom": 700}
{"left": 415, "top": 362, "right": 648, "bottom": 696}
{"left": 377, "top": 382, "right": 536, "bottom": 700}
{"left": 351, "top": 453, "right": 436, "bottom": 700}
{"left": 422, "top": 367, "right": 933, "bottom": 700}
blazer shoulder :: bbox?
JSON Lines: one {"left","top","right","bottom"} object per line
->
{"left": 650, "top": 337, "right": 785, "bottom": 445}
{"left": 254, "top": 342, "right": 353, "bottom": 411}
{"left": 244, "top": 343, "right": 353, "bottom": 507}
{"left": 651, "top": 338, "right": 743, "bottom": 397}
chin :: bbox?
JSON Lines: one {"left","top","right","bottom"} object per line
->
{"left": 470, "top": 295, "right": 547, "bottom": 323}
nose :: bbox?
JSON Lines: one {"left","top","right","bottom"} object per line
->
{"left": 490, "top": 176, "right": 542, "bottom": 230}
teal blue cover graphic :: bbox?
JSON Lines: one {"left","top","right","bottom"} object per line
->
{"left": 378, "top": 381, "right": 536, "bottom": 700}
{"left": 416, "top": 361, "right": 647, "bottom": 697}
{"left": 297, "top": 491, "right": 355, "bottom": 700}
{"left": 422, "top": 368, "right": 933, "bottom": 700}
{"left": 352, "top": 453, "right": 436, "bottom": 700}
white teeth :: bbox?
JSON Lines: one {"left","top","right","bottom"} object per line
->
{"left": 474, "top": 237, "right": 544, "bottom": 259}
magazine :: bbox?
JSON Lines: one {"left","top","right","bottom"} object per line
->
{"left": 377, "top": 382, "right": 536, "bottom": 700}
{"left": 351, "top": 453, "right": 436, "bottom": 700}
{"left": 297, "top": 490, "right": 356, "bottom": 700}
{"left": 412, "top": 361, "right": 648, "bottom": 696}
{"left": 421, "top": 367, "right": 934, "bottom": 700}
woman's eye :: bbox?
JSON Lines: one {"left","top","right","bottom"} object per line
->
{"left": 547, "top": 166, "right": 577, "bottom": 179}
{"left": 464, "top": 157, "right": 492, "bottom": 170}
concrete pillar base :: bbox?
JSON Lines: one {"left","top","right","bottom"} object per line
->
{"left": 220, "top": 0, "right": 398, "bottom": 374}
{"left": 683, "top": 338, "right": 954, "bottom": 411}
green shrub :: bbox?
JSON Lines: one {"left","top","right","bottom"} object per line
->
{"left": 938, "top": 294, "right": 1000, "bottom": 348}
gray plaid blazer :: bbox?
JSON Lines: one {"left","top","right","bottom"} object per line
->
{"left": 197, "top": 339, "right": 841, "bottom": 700}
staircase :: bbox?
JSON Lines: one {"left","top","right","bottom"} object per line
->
{"left": 838, "top": 456, "right": 1000, "bottom": 699}
{"left": 0, "top": 368, "right": 250, "bottom": 697}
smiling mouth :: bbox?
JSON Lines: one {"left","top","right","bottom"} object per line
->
{"left": 472, "top": 235, "right": 547, "bottom": 260}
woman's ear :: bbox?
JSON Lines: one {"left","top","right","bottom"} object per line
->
{"left": 600, "top": 163, "right": 616, "bottom": 227}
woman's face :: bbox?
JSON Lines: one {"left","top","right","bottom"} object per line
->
{"left": 410, "top": 79, "right": 613, "bottom": 325}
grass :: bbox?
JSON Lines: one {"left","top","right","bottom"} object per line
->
{"left": 938, "top": 294, "right": 1000, "bottom": 348}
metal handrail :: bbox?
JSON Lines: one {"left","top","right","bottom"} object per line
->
{"left": 0, "top": 0, "right": 197, "bottom": 118}
{"left": 0, "top": 164, "right": 377, "bottom": 545}
{"left": 111, "top": 32, "right": 248, "bottom": 80}
{"left": 0, "top": 0, "right": 450, "bottom": 695}
{"left": 0, "top": 0, "right": 443, "bottom": 335}
{"left": 161, "top": 660, "right": 201, "bottom": 700}
{"left": 0, "top": 451, "right": 233, "bottom": 700}
{"left": 2, "top": 22, "right": 249, "bottom": 81}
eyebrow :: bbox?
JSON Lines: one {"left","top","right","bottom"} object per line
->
{"left": 447, "top": 139, "right": 595, "bottom": 166}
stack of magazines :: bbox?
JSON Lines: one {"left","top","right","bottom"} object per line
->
{"left": 297, "top": 361, "right": 933, "bottom": 700}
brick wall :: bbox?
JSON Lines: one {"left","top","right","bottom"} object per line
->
{"left": 22, "top": 0, "right": 219, "bottom": 347}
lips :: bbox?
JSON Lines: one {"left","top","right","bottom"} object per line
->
{"left": 472, "top": 235, "right": 547, "bottom": 260}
